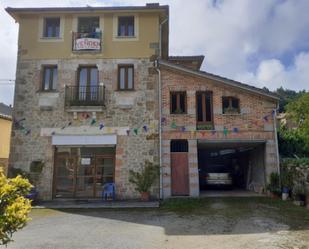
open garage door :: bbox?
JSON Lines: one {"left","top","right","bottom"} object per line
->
{"left": 197, "top": 140, "right": 266, "bottom": 194}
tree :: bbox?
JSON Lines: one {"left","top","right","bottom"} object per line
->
{"left": 274, "top": 87, "right": 306, "bottom": 113}
{"left": 0, "top": 169, "right": 32, "bottom": 245}
{"left": 285, "top": 92, "right": 309, "bottom": 152}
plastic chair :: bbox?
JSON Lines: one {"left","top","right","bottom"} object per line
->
{"left": 102, "top": 183, "right": 115, "bottom": 201}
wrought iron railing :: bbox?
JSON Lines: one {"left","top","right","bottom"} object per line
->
{"left": 72, "top": 31, "right": 102, "bottom": 51}
{"left": 65, "top": 85, "right": 105, "bottom": 107}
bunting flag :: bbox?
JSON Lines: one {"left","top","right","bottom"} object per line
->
{"left": 201, "top": 131, "right": 206, "bottom": 137}
{"left": 126, "top": 129, "right": 131, "bottom": 136}
{"left": 24, "top": 129, "right": 31, "bottom": 135}
{"left": 181, "top": 126, "right": 186, "bottom": 132}
{"left": 233, "top": 127, "right": 239, "bottom": 133}
{"left": 68, "top": 122, "right": 72, "bottom": 126}
{"left": 211, "top": 130, "right": 216, "bottom": 135}
{"left": 91, "top": 119, "right": 96, "bottom": 125}
{"left": 61, "top": 125, "right": 66, "bottom": 130}
{"left": 263, "top": 115, "right": 269, "bottom": 122}
{"left": 161, "top": 117, "right": 166, "bottom": 124}
{"left": 271, "top": 109, "right": 276, "bottom": 117}
{"left": 143, "top": 125, "right": 148, "bottom": 132}
{"left": 51, "top": 131, "right": 56, "bottom": 135}
{"left": 171, "top": 121, "right": 177, "bottom": 129}
{"left": 107, "top": 127, "right": 112, "bottom": 133}
{"left": 133, "top": 128, "right": 138, "bottom": 135}
{"left": 223, "top": 127, "right": 228, "bottom": 136}
{"left": 99, "top": 123, "right": 104, "bottom": 130}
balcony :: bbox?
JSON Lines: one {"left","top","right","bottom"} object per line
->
{"left": 72, "top": 32, "right": 102, "bottom": 52}
{"left": 65, "top": 86, "right": 105, "bottom": 111}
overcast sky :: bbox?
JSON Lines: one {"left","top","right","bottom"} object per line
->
{"left": 1, "top": 0, "right": 309, "bottom": 105}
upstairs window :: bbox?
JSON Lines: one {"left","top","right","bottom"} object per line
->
{"left": 222, "top": 96, "right": 240, "bottom": 114}
{"left": 170, "top": 92, "right": 186, "bottom": 114}
{"left": 118, "top": 65, "right": 134, "bottom": 90}
{"left": 118, "top": 16, "right": 134, "bottom": 37}
{"left": 196, "top": 91, "right": 213, "bottom": 129}
{"left": 78, "top": 17, "right": 100, "bottom": 33}
{"left": 42, "top": 66, "right": 58, "bottom": 91}
{"left": 43, "top": 17, "right": 60, "bottom": 38}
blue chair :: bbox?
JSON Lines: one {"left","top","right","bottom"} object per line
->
{"left": 102, "top": 183, "right": 115, "bottom": 201}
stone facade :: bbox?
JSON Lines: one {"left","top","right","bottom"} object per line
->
{"left": 9, "top": 58, "right": 159, "bottom": 200}
{"left": 0, "top": 158, "right": 8, "bottom": 175}
{"left": 160, "top": 66, "right": 279, "bottom": 198}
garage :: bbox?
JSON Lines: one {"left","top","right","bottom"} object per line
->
{"left": 197, "top": 140, "right": 266, "bottom": 195}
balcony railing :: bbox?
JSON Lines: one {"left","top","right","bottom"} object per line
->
{"left": 65, "top": 85, "right": 105, "bottom": 107}
{"left": 72, "top": 32, "right": 102, "bottom": 51}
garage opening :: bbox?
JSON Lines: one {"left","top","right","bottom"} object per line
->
{"left": 197, "top": 140, "right": 266, "bottom": 195}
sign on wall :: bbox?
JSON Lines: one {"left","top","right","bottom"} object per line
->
{"left": 74, "top": 38, "right": 101, "bottom": 50}
{"left": 81, "top": 158, "right": 91, "bottom": 165}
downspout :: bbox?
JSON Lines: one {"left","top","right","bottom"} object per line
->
{"left": 273, "top": 102, "right": 281, "bottom": 184}
{"left": 156, "top": 18, "right": 168, "bottom": 200}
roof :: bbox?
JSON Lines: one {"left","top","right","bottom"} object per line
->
{"left": 168, "top": 55, "right": 204, "bottom": 70}
{"left": 159, "top": 60, "right": 279, "bottom": 101}
{"left": 0, "top": 103, "right": 12, "bottom": 120}
{"left": 5, "top": 4, "right": 169, "bottom": 20}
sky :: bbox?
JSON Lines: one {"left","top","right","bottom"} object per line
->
{"left": 0, "top": 0, "right": 309, "bottom": 105}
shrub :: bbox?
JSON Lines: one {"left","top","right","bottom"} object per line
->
{"left": 129, "top": 161, "right": 159, "bottom": 194}
{"left": 0, "top": 169, "right": 32, "bottom": 245}
{"left": 266, "top": 172, "right": 281, "bottom": 195}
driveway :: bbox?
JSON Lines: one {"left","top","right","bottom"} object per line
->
{"left": 3, "top": 197, "right": 309, "bottom": 249}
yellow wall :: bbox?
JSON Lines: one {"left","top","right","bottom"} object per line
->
{"left": 18, "top": 11, "right": 160, "bottom": 60}
{"left": 0, "top": 118, "right": 12, "bottom": 159}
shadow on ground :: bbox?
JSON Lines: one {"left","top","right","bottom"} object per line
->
{"left": 53, "top": 197, "right": 309, "bottom": 236}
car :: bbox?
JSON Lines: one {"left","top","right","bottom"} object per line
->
{"left": 199, "top": 164, "right": 233, "bottom": 189}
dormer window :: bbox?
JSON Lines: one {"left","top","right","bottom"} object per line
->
{"left": 222, "top": 96, "right": 240, "bottom": 114}
{"left": 43, "top": 17, "right": 60, "bottom": 38}
{"left": 118, "top": 16, "right": 134, "bottom": 37}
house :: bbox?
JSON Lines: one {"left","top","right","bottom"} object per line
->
{"left": 6, "top": 3, "right": 280, "bottom": 200}
{"left": 6, "top": 4, "right": 168, "bottom": 200}
{"left": 158, "top": 58, "right": 280, "bottom": 197}
{"left": 0, "top": 103, "right": 12, "bottom": 175}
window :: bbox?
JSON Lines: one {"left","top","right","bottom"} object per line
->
{"left": 118, "top": 16, "right": 134, "bottom": 37}
{"left": 78, "top": 66, "right": 98, "bottom": 101}
{"left": 171, "top": 140, "right": 188, "bottom": 152}
{"left": 118, "top": 65, "right": 134, "bottom": 90}
{"left": 222, "top": 96, "right": 240, "bottom": 114}
{"left": 170, "top": 92, "right": 186, "bottom": 114}
{"left": 42, "top": 66, "right": 58, "bottom": 91}
{"left": 78, "top": 17, "right": 100, "bottom": 33}
{"left": 196, "top": 91, "right": 213, "bottom": 129}
{"left": 43, "top": 17, "right": 60, "bottom": 38}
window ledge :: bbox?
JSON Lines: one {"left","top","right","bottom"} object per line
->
{"left": 170, "top": 113, "right": 188, "bottom": 116}
{"left": 116, "top": 35, "right": 136, "bottom": 39}
{"left": 37, "top": 90, "right": 59, "bottom": 93}
{"left": 221, "top": 113, "right": 242, "bottom": 116}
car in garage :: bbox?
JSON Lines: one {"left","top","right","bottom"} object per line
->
{"left": 199, "top": 164, "right": 233, "bottom": 189}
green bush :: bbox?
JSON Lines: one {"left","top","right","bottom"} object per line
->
{"left": 266, "top": 172, "right": 281, "bottom": 195}
{"left": 0, "top": 169, "right": 32, "bottom": 245}
{"left": 129, "top": 161, "right": 159, "bottom": 193}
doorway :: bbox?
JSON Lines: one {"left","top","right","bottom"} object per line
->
{"left": 171, "top": 140, "right": 189, "bottom": 196}
{"left": 53, "top": 147, "right": 115, "bottom": 199}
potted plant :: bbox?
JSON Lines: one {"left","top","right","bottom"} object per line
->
{"left": 280, "top": 169, "right": 293, "bottom": 201}
{"left": 292, "top": 182, "right": 306, "bottom": 206}
{"left": 266, "top": 172, "right": 281, "bottom": 198}
{"left": 129, "top": 161, "right": 159, "bottom": 201}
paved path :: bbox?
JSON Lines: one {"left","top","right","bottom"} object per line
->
{"left": 3, "top": 199, "right": 309, "bottom": 249}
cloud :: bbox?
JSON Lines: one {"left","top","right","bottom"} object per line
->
{"left": 0, "top": 0, "right": 309, "bottom": 105}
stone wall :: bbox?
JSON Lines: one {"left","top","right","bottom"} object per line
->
{"left": 9, "top": 58, "right": 159, "bottom": 200}
{"left": 161, "top": 67, "right": 279, "bottom": 198}
{"left": 0, "top": 158, "right": 8, "bottom": 175}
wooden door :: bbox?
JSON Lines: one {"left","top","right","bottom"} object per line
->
{"left": 171, "top": 152, "right": 189, "bottom": 196}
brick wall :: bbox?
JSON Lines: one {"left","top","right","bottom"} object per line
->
{"left": 161, "top": 67, "right": 279, "bottom": 198}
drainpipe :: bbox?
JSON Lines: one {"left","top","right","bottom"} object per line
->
{"left": 155, "top": 60, "right": 163, "bottom": 200}
{"left": 155, "top": 18, "right": 168, "bottom": 200}
{"left": 273, "top": 103, "right": 281, "bottom": 184}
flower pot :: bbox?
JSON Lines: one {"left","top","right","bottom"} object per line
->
{"left": 282, "top": 192, "right": 289, "bottom": 201}
{"left": 140, "top": 192, "right": 150, "bottom": 201}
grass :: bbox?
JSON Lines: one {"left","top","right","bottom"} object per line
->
{"left": 160, "top": 197, "right": 309, "bottom": 227}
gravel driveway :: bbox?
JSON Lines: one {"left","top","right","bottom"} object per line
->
{"left": 2, "top": 198, "right": 309, "bottom": 249}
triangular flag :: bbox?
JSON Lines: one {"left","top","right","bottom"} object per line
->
{"left": 143, "top": 125, "right": 148, "bottom": 132}
{"left": 233, "top": 127, "right": 239, "bottom": 133}
{"left": 51, "top": 131, "right": 56, "bottom": 135}
{"left": 211, "top": 130, "right": 216, "bottom": 135}
{"left": 99, "top": 123, "right": 104, "bottom": 130}
{"left": 171, "top": 121, "right": 177, "bottom": 129}
{"left": 223, "top": 127, "right": 228, "bottom": 136}
{"left": 133, "top": 128, "right": 138, "bottom": 135}
{"left": 263, "top": 115, "right": 269, "bottom": 122}
{"left": 181, "top": 126, "right": 186, "bottom": 132}
{"left": 161, "top": 117, "right": 166, "bottom": 123}
{"left": 91, "top": 119, "right": 96, "bottom": 125}
{"left": 126, "top": 129, "right": 131, "bottom": 136}
{"left": 25, "top": 129, "right": 31, "bottom": 135}
{"left": 68, "top": 122, "right": 72, "bottom": 126}
{"left": 201, "top": 131, "right": 206, "bottom": 136}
